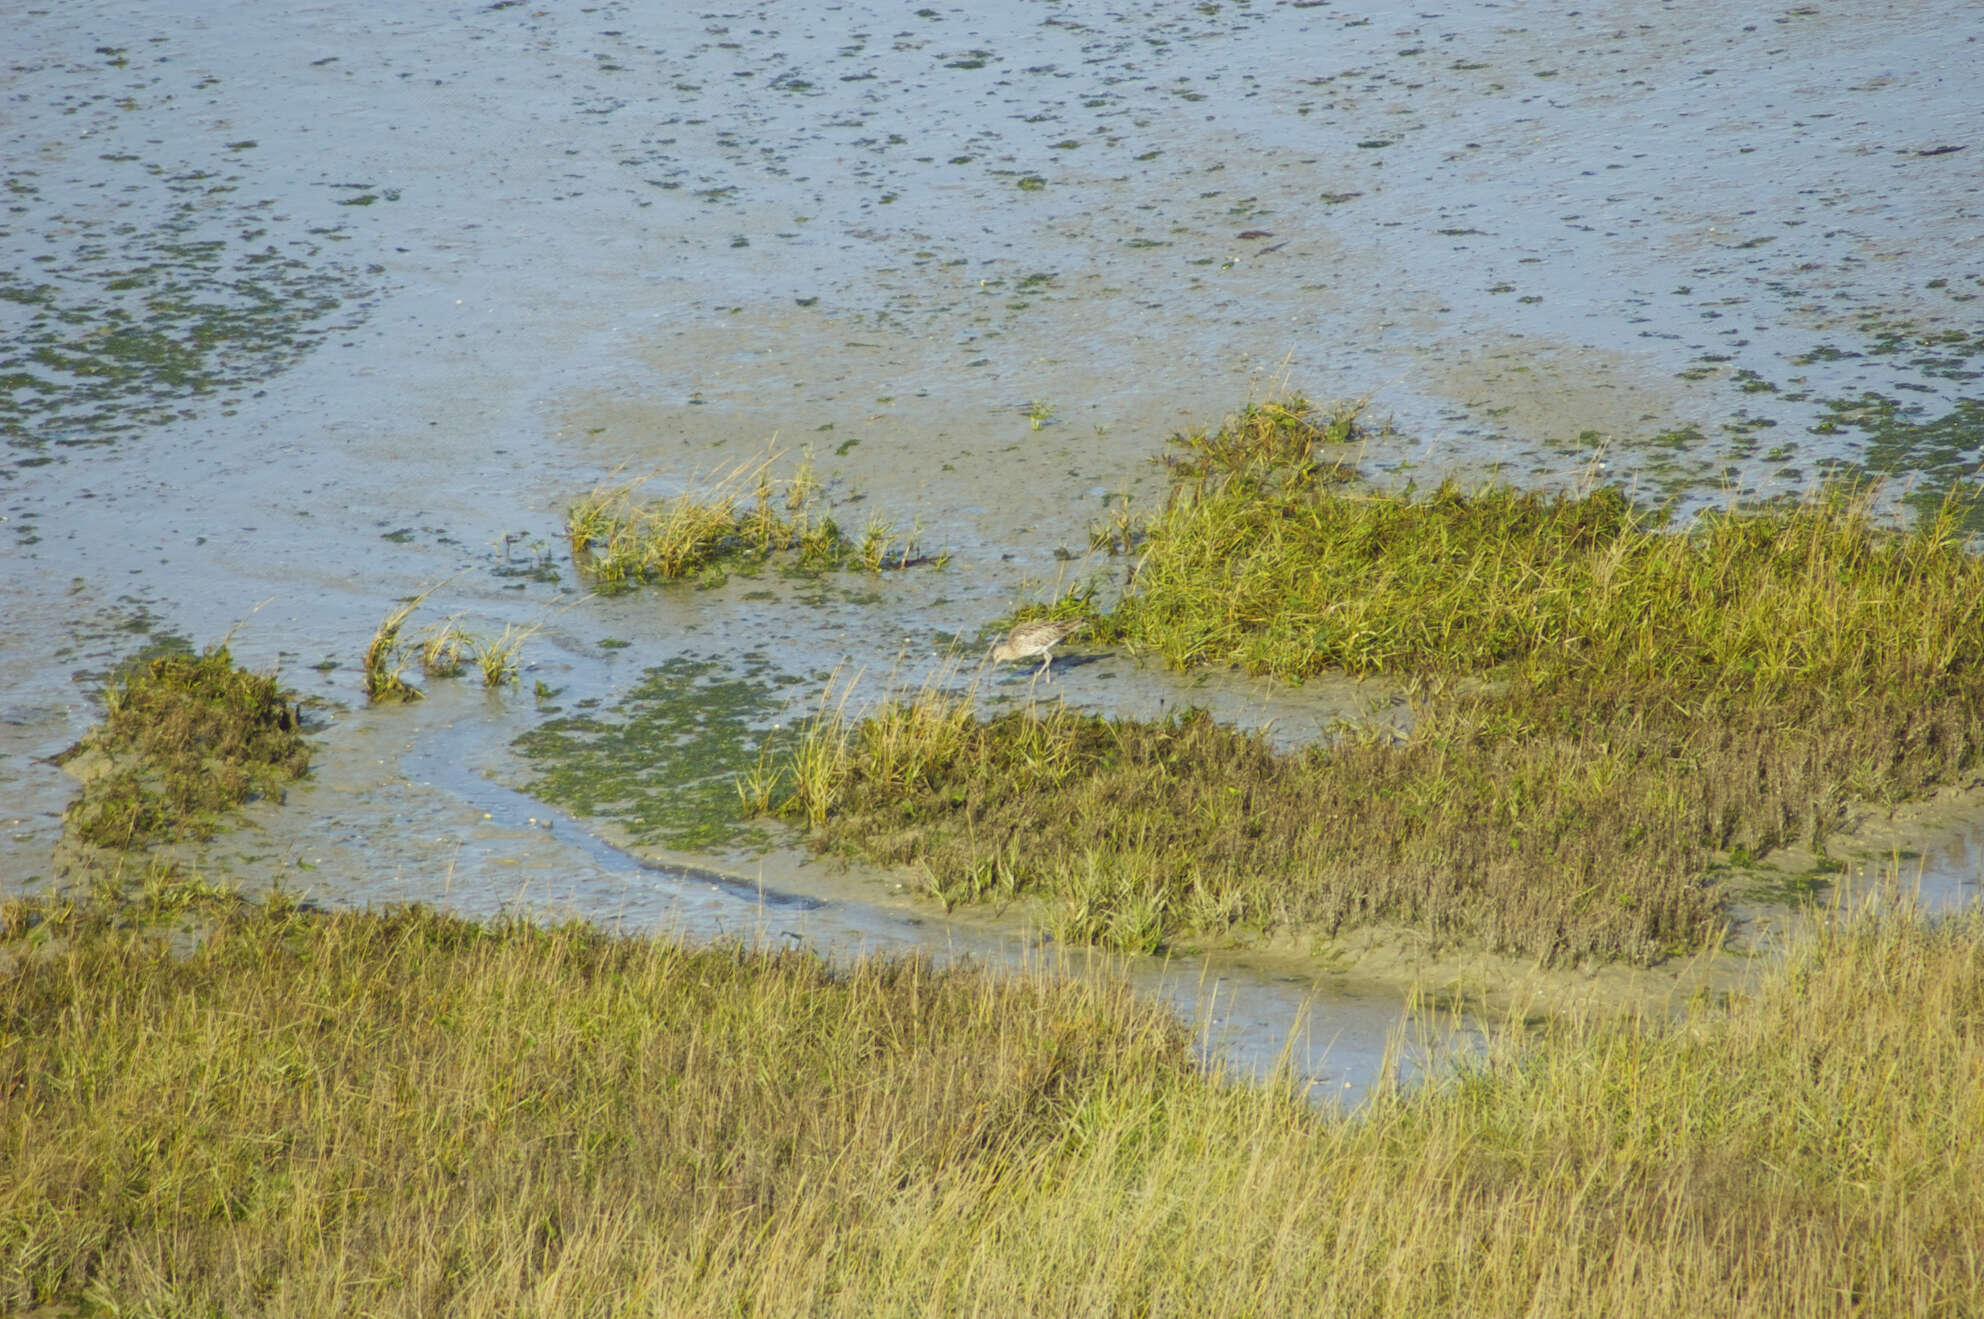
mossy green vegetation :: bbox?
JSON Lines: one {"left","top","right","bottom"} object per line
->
{"left": 765, "top": 398, "right": 1984, "bottom": 962}
{"left": 2, "top": 893, "right": 1979, "bottom": 1316}
{"left": 60, "top": 645, "right": 309, "bottom": 849}
{"left": 517, "top": 655, "right": 804, "bottom": 852}
{"left": 566, "top": 452, "right": 942, "bottom": 588}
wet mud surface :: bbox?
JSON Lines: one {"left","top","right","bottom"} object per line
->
{"left": 4, "top": 0, "right": 1981, "bottom": 1093}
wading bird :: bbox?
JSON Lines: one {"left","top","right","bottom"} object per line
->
{"left": 990, "top": 616, "right": 1086, "bottom": 682}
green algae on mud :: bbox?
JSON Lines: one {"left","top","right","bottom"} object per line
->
{"left": 0, "top": 177, "right": 372, "bottom": 452}
{"left": 763, "top": 398, "right": 1984, "bottom": 965}
{"left": 1773, "top": 313, "right": 1984, "bottom": 526}
{"left": 515, "top": 654, "right": 806, "bottom": 853}
{"left": 59, "top": 644, "right": 310, "bottom": 849}
{"left": 1623, "top": 313, "right": 1984, "bottom": 517}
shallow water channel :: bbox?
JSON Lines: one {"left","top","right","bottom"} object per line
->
{"left": 4, "top": 1, "right": 1981, "bottom": 1098}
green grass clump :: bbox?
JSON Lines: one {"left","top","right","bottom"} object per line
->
{"left": 1160, "top": 393, "right": 1365, "bottom": 490}
{"left": 1110, "top": 459, "right": 1984, "bottom": 696}
{"left": 567, "top": 452, "right": 940, "bottom": 587}
{"left": 475, "top": 621, "right": 542, "bottom": 687}
{"left": 772, "top": 689, "right": 1721, "bottom": 961}
{"left": 2, "top": 894, "right": 1980, "bottom": 1316}
{"left": 60, "top": 645, "right": 309, "bottom": 848}
{"left": 764, "top": 398, "right": 1984, "bottom": 962}
{"left": 363, "top": 592, "right": 427, "bottom": 702}
{"left": 1104, "top": 401, "right": 1984, "bottom": 941}
{"left": 415, "top": 613, "right": 473, "bottom": 678}
{"left": 365, "top": 588, "right": 543, "bottom": 701}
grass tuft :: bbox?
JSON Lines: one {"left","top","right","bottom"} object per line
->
{"left": 415, "top": 614, "right": 473, "bottom": 678}
{"left": 566, "top": 451, "right": 942, "bottom": 587}
{"left": 366, "top": 589, "right": 542, "bottom": 700}
{"left": 60, "top": 645, "right": 309, "bottom": 849}
{"left": 475, "top": 622, "right": 543, "bottom": 688}
{"left": 364, "top": 591, "right": 430, "bottom": 703}
{"left": 1159, "top": 393, "right": 1366, "bottom": 492}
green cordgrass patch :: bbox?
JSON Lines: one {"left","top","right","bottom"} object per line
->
{"left": 773, "top": 691, "right": 1724, "bottom": 962}
{"left": 766, "top": 398, "right": 1984, "bottom": 961}
{"left": 566, "top": 452, "right": 940, "bottom": 589}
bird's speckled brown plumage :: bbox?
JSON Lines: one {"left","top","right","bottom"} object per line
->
{"left": 990, "top": 617, "right": 1086, "bottom": 680}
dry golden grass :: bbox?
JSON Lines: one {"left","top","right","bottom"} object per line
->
{"left": 2, "top": 891, "right": 1979, "bottom": 1316}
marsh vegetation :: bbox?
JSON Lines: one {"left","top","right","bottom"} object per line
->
{"left": 565, "top": 451, "right": 942, "bottom": 589}
{"left": 758, "top": 399, "right": 1984, "bottom": 962}
{"left": 3, "top": 891, "right": 1977, "bottom": 1316}
{"left": 58, "top": 645, "right": 309, "bottom": 849}
{"left": 30, "top": 400, "right": 1984, "bottom": 1315}
{"left": 363, "top": 587, "right": 543, "bottom": 702}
